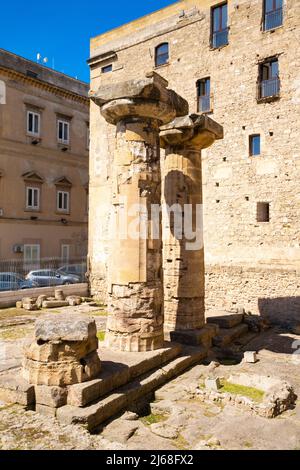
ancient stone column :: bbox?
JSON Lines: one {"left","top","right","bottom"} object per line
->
{"left": 160, "top": 114, "right": 223, "bottom": 344}
{"left": 90, "top": 72, "right": 188, "bottom": 352}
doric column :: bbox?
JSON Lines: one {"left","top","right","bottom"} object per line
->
{"left": 160, "top": 114, "right": 223, "bottom": 343}
{"left": 90, "top": 72, "right": 188, "bottom": 352}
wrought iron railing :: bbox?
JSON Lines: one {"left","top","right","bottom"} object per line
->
{"left": 198, "top": 95, "right": 211, "bottom": 113}
{"left": 259, "top": 77, "right": 280, "bottom": 99}
{"left": 264, "top": 8, "right": 283, "bottom": 31}
{"left": 212, "top": 28, "right": 229, "bottom": 48}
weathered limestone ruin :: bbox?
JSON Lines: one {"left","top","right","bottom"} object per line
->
{"left": 23, "top": 315, "right": 101, "bottom": 387}
{"left": 90, "top": 72, "right": 188, "bottom": 352}
{"left": 160, "top": 114, "right": 223, "bottom": 343}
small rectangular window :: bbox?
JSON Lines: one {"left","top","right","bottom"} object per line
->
{"left": 57, "top": 120, "right": 70, "bottom": 145}
{"left": 257, "top": 202, "right": 270, "bottom": 222}
{"left": 249, "top": 135, "right": 261, "bottom": 156}
{"left": 211, "top": 2, "right": 228, "bottom": 48}
{"left": 102, "top": 65, "right": 113, "bottom": 74}
{"left": 57, "top": 190, "right": 70, "bottom": 212}
{"left": 27, "top": 111, "right": 40, "bottom": 136}
{"left": 26, "top": 187, "right": 40, "bottom": 210}
{"left": 197, "top": 78, "right": 211, "bottom": 113}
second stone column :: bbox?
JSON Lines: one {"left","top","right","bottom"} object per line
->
{"left": 160, "top": 114, "right": 223, "bottom": 344}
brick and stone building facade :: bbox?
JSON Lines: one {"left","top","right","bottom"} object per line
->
{"left": 0, "top": 49, "right": 89, "bottom": 268}
{"left": 88, "top": 0, "right": 300, "bottom": 324}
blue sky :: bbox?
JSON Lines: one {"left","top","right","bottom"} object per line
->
{"left": 0, "top": 0, "right": 176, "bottom": 83}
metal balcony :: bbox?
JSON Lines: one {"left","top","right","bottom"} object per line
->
{"left": 260, "top": 77, "right": 280, "bottom": 99}
{"left": 212, "top": 28, "right": 229, "bottom": 48}
{"left": 198, "top": 95, "right": 211, "bottom": 113}
{"left": 264, "top": 8, "right": 283, "bottom": 31}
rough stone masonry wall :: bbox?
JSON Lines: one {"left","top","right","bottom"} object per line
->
{"left": 89, "top": 0, "right": 300, "bottom": 323}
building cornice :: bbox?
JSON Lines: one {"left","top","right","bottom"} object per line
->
{"left": 0, "top": 67, "right": 90, "bottom": 106}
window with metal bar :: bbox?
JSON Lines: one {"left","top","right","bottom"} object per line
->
{"left": 211, "top": 3, "right": 229, "bottom": 48}
{"left": 264, "top": 0, "right": 283, "bottom": 31}
{"left": 259, "top": 58, "right": 280, "bottom": 99}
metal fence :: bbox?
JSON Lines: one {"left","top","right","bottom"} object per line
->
{"left": 0, "top": 256, "right": 87, "bottom": 291}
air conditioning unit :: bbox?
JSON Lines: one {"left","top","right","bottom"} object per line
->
{"left": 13, "top": 244, "right": 24, "bottom": 254}
{"left": 0, "top": 208, "right": 3, "bottom": 217}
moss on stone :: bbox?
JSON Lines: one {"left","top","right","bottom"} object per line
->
{"left": 141, "top": 413, "right": 167, "bottom": 426}
{"left": 220, "top": 380, "right": 264, "bottom": 403}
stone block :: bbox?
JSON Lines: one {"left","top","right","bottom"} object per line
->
{"left": 22, "top": 351, "right": 101, "bottom": 387}
{"left": 213, "top": 324, "right": 249, "bottom": 347}
{"left": 24, "top": 336, "right": 98, "bottom": 363}
{"left": 55, "top": 289, "right": 65, "bottom": 301}
{"left": 205, "top": 377, "right": 221, "bottom": 391}
{"left": 66, "top": 296, "right": 82, "bottom": 306}
{"left": 169, "top": 327, "right": 216, "bottom": 348}
{"left": 244, "top": 351, "right": 258, "bottom": 364}
{"left": 34, "top": 315, "right": 97, "bottom": 342}
{"left": 35, "top": 385, "right": 67, "bottom": 408}
{"left": 36, "top": 295, "right": 48, "bottom": 309}
{"left": 35, "top": 403, "right": 57, "bottom": 417}
{"left": 207, "top": 314, "right": 244, "bottom": 329}
{"left": 0, "top": 374, "right": 35, "bottom": 406}
{"left": 42, "top": 301, "right": 69, "bottom": 309}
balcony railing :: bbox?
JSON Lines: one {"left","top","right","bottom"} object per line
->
{"left": 212, "top": 28, "right": 229, "bottom": 48}
{"left": 264, "top": 8, "right": 283, "bottom": 31}
{"left": 259, "top": 77, "right": 280, "bottom": 99}
{"left": 198, "top": 95, "right": 211, "bottom": 113}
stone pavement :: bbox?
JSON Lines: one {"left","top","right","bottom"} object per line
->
{"left": 1, "top": 305, "right": 300, "bottom": 450}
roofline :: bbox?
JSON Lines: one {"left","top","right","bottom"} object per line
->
{"left": 0, "top": 48, "right": 89, "bottom": 87}
{"left": 90, "top": 0, "right": 186, "bottom": 51}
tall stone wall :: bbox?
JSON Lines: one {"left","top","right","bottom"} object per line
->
{"left": 89, "top": 0, "right": 300, "bottom": 322}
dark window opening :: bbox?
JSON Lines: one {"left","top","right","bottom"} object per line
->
{"left": 102, "top": 65, "right": 113, "bottom": 74}
{"left": 155, "top": 43, "right": 169, "bottom": 67}
{"left": 257, "top": 202, "right": 270, "bottom": 222}
{"left": 258, "top": 58, "right": 280, "bottom": 99}
{"left": 249, "top": 134, "right": 261, "bottom": 156}
{"left": 211, "top": 2, "right": 229, "bottom": 48}
{"left": 264, "top": 0, "right": 283, "bottom": 31}
{"left": 197, "top": 78, "right": 211, "bottom": 113}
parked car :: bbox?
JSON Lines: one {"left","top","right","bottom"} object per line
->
{"left": 57, "top": 263, "right": 87, "bottom": 282}
{"left": 0, "top": 272, "right": 38, "bottom": 292}
{"left": 26, "top": 269, "right": 80, "bottom": 287}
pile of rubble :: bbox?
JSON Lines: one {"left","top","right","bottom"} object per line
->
{"left": 17, "top": 289, "right": 82, "bottom": 311}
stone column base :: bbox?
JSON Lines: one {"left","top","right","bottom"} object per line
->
{"left": 165, "top": 325, "right": 218, "bottom": 349}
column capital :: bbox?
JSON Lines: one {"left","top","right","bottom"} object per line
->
{"left": 160, "top": 114, "right": 224, "bottom": 150}
{"left": 89, "top": 71, "right": 188, "bottom": 125}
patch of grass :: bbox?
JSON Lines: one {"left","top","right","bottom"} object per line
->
{"left": 173, "top": 434, "right": 190, "bottom": 451}
{"left": 0, "top": 325, "right": 33, "bottom": 340}
{"left": 244, "top": 441, "right": 254, "bottom": 449}
{"left": 220, "top": 380, "right": 264, "bottom": 403}
{"left": 92, "top": 310, "right": 108, "bottom": 317}
{"left": 141, "top": 413, "right": 167, "bottom": 426}
{"left": 97, "top": 331, "right": 106, "bottom": 342}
